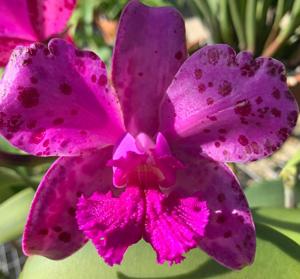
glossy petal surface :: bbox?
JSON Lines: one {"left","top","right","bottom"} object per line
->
{"left": 160, "top": 44, "right": 298, "bottom": 162}
{"left": 27, "top": 0, "right": 76, "bottom": 40}
{"left": 173, "top": 149, "right": 255, "bottom": 269}
{"left": 76, "top": 185, "right": 144, "bottom": 266}
{"left": 112, "top": 0, "right": 187, "bottom": 136}
{"left": 23, "top": 147, "right": 113, "bottom": 259}
{"left": 0, "top": 39, "right": 124, "bottom": 156}
{"left": 144, "top": 188, "right": 209, "bottom": 264}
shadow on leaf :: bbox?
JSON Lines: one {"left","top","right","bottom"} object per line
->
{"left": 256, "top": 223, "right": 300, "bottom": 261}
{"left": 117, "top": 258, "right": 230, "bottom": 279}
{"left": 253, "top": 209, "right": 300, "bottom": 234}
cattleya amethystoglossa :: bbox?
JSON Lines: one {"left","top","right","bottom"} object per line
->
{"left": 0, "top": 0, "right": 298, "bottom": 270}
{"left": 0, "top": 0, "right": 76, "bottom": 66}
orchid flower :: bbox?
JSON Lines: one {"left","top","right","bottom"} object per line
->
{"left": 0, "top": 0, "right": 76, "bottom": 66}
{"left": 0, "top": 0, "right": 298, "bottom": 269}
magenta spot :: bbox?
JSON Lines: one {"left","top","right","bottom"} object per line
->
{"left": 98, "top": 74, "right": 107, "bottom": 86}
{"left": 287, "top": 110, "right": 298, "bottom": 128}
{"left": 216, "top": 214, "right": 226, "bottom": 224}
{"left": 207, "top": 48, "right": 219, "bottom": 65}
{"left": 206, "top": 97, "right": 214, "bottom": 105}
{"left": 251, "top": 142, "right": 260, "bottom": 154}
{"left": 238, "top": 135, "right": 249, "bottom": 146}
{"left": 234, "top": 99, "right": 252, "bottom": 116}
{"left": 59, "top": 83, "right": 72, "bottom": 95}
{"left": 91, "top": 74, "right": 97, "bottom": 83}
{"left": 217, "top": 193, "right": 226, "bottom": 203}
{"left": 207, "top": 115, "right": 217, "bottom": 121}
{"left": 198, "top": 83, "right": 206, "bottom": 93}
{"left": 138, "top": 72, "right": 144, "bottom": 77}
{"left": 58, "top": 232, "right": 71, "bottom": 242}
{"left": 214, "top": 141, "right": 221, "bottom": 148}
{"left": 53, "top": 226, "right": 62, "bottom": 232}
{"left": 30, "top": 128, "right": 46, "bottom": 144}
{"left": 7, "top": 114, "right": 23, "bottom": 132}
{"left": 280, "top": 75, "right": 287, "bottom": 82}
{"left": 76, "top": 191, "right": 83, "bottom": 197}
{"left": 18, "top": 87, "right": 39, "bottom": 108}
{"left": 175, "top": 51, "right": 183, "bottom": 60}
{"left": 53, "top": 118, "right": 64, "bottom": 125}
{"left": 224, "top": 231, "right": 232, "bottom": 238}
{"left": 271, "top": 108, "right": 282, "bottom": 117}
{"left": 219, "top": 128, "right": 227, "bottom": 134}
{"left": 255, "top": 96, "right": 263, "bottom": 104}
{"left": 38, "top": 228, "right": 48, "bottom": 236}
{"left": 194, "top": 69, "right": 202, "bottom": 80}
{"left": 218, "top": 80, "right": 232, "bottom": 96}
{"left": 275, "top": 128, "right": 289, "bottom": 142}
{"left": 68, "top": 207, "right": 76, "bottom": 217}
{"left": 203, "top": 129, "right": 210, "bottom": 133}
{"left": 43, "top": 139, "right": 50, "bottom": 147}
{"left": 30, "top": 76, "right": 38, "bottom": 84}
{"left": 208, "top": 82, "right": 213, "bottom": 87}
{"left": 272, "top": 88, "right": 281, "bottom": 100}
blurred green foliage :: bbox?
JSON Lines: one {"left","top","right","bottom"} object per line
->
{"left": 188, "top": 0, "right": 300, "bottom": 67}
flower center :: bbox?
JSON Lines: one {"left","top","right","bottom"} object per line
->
{"left": 109, "top": 133, "right": 183, "bottom": 189}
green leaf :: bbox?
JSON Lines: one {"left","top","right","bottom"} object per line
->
{"left": 0, "top": 188, "right": 34, "bottom": 244}
{"left": 245, "top": 0, "right": 256, "bottom": 52}
{"left": 20, "top": 223, "right": 300, "bottom": 279}
{"left": 0, "top": 167, "right": 24, "bottom": 203}
{"left": 245, "top": 179, "right": 300, "bottom": 207}
{"left": 253, "top": 207, "right": 300, "bottom": 245}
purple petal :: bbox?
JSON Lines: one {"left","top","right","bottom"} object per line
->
{"left": 76, "top": 185, "right": 144, "bottom": 266}
{"left": 23, "top": 147, "right": 113, "bottom": 259}
{"left": 160, "top": 44, "right": 298, "bottom": 162}
{"left": 174, "top": 150, "right": 255, "bottom": 269}
{"left": 0, "top": 38, "right": 32, "bottom": 66}
{"left": 0, "top": 39, "right": 124, "bottom": 156}
{"left": 27, "top": 0, "right": 76, "bottom": 40}
{"left": 0, "top": 0, "right": 37, "bottom": 65}
{"left": 111, "top": 0, "right": 187, "bottom": 136}
{"left": 144, "top": 188, "right": 209, "bottom": 264}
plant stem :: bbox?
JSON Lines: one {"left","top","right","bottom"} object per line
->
{"left": 284, "top": 187, "right": 297, "bottom": 208}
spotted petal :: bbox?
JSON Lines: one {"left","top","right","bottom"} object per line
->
{"left": 112, "top": 0, "right": 187, "bottom": 136}
{"left": 160, "top": 44, "right": 298, "bottom": 162}
{"left": 76, "top": 185, "right": 144, "bottom": 266}
{"left": 0, "top": 39, "right": 124, "bottom": 156}
{"left": 173, "top": 149, "right": 255, "bottom": 269}
{"left": 23, "top": 147, "right": 113, "bottom": 259}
